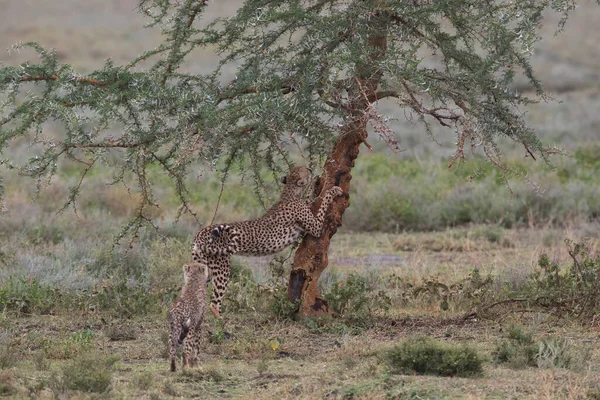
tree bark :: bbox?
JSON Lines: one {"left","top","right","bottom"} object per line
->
{"left": 288, "top": 31, "right": 388, "bottom": 316}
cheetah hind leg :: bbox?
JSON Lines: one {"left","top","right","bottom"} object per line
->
{"left": 185, "top": 326, "right": 201, "bottom": 367}
{"left": 169, "top": 328, "right": 179, "bottom": 372}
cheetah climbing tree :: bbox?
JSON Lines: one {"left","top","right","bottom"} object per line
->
{"left": 0, "top": 0, "right": 592, "bottom": 315}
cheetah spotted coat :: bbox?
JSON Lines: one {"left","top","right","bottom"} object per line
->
{"left": 192, "top": 166, "right": 344, "bottom": 318}
{"left": 167, "top": 263, "right": 208, "bottom": 372}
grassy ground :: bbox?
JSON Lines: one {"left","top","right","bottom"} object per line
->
{"left": 2, "top": 1, "right": 600, "bottom": 399}
{"left": 1, "top": 227, "right": 600, "bottom": 399}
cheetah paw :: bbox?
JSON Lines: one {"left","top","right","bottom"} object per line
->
{"left": 209, "top": 303, "right": 222, "bottom": 319}
{"left": 329, "top": 186, "right": 344, "bottom": 197}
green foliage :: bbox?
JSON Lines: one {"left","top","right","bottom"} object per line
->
{"left": 0, "top": 277, "right": 60, "bottom": 315}
{"left": 529, "top": 238, "right": 600, "bottom": 318}
{"left": 384, "top": 336, "right": 483, "bottom": 377}
{"left": 325, "top": 273, "right": 391, "bottom": 326}
{"left": 59, "top": 352, "right": 119, "bottom": 393}
{"left": 536, "top": 338, "right": 573, "bottom": 369}
{"left": 0, "top": 0, "right": 591, "bottom": 241}
{"left": 492, "top": 324, "right": 538, "bottom": 369}
{"left": 401, "top": 269, "right": 495, "bottom": 312}
{"left": 493, "top": 325, "right": 580, "bottom": 370}
{"left": 224, "top": 259, "right": 298, "bottom": 321}
{"left": 346, "top": 151, "right": 600, "bottom": 232}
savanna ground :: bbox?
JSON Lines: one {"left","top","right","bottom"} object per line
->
{"left": 2, "top": 0, "right": 600, "bottom": 399}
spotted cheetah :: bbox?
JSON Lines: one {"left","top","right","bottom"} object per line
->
{"left": 168, "top": 262, "right": 208, "bottom": 372}
{"left": 192, "top": 166, "right": 344, "bottom": 319}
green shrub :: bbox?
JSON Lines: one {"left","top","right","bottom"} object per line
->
{"left": 529, "top": 238, "right": 600, "bottom": 319}
{"left": 325, "top": 273, "right": 391, "bottom": 326}
{"left": 95, "top": 280, "right": 161, "bottom": 317}
{"left": 492, "top": 324, "right": 538, "bottom": 369}
{"left": 384, "top": 336, "right": 483, "bottom": 377}
{"left": 493, "top": 325, "right": 581, "bottom": 370}
{"left": 60, "top": 352, "right": 119, "bottom": 393}
{"left": 0, "top": 277, "right": 60, "bottom": 315}
{"left": 224, "top": 259, "right": 299, "bottom": 321}
{"left": 536, "top": 338, "right": 573, "bottom": 369}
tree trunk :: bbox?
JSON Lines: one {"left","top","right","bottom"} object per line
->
{"left": 288, "top": 120, "right": 365, "bottom": 316}
{"left": 288, "top": 31, "right": 388, "bottom": 316}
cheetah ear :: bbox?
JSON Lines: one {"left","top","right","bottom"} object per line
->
{"left": 211, "top": 227, "right": 221, "bottom": 238}
{"left": 280, "top": 176, "right": 287, "bottom": 185}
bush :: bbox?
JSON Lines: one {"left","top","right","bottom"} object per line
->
{"left": 0, "top": 277, "right": 61, "bottom": 314}
{"left": 493, "top": 325, "right": 580, "bottom": 370}
{"left": 325, "top": 273, "right": 391, "bottom": 326}
{"left": 384, "top": 336, "right": 483, "bottom": 377}
{"left": 529, "top": 238, "right": 600, "bottom": 319}
{"left": 224, "top": 259, "right": 298, "bottom": 321}
{"left": 492, "top": 325, "right": 538, "bottom": 369}
{"left": 536, "top": 338, "right": 573, "bottom": 369}
{"left": 60, "top": 352, "right": 119, "bottom": 393}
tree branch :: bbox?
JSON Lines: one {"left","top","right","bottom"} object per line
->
{"left": 18, "top": 74, "right": 110, "bottom": 87}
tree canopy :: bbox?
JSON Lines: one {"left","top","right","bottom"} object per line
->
{"left": 0, "top": 0, "right": 592, "bottom": 242}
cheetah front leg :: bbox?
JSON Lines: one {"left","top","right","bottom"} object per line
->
{"left": 208, "top": 255, "right": 231, "bottom": 319}
{"left": 299, "top": 186, "right": 344, "bottom": 237}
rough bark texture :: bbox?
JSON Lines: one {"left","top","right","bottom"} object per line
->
{"left": 288, "top": 32, "right": 388, "bottom": 317}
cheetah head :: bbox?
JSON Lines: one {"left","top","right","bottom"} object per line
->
{"left": 183, "top": 262, "right": 209, "bottom": 283}
{"left": 280, "top": 166, "right": 312, "bottom": 198}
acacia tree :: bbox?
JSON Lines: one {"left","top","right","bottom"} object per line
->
{"left": 0, "top": 0, "right": 591, "bottom": 315}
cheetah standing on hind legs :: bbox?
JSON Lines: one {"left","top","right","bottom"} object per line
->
{"left": 192, "top": 165, "right": 344, "bottom": 319}
{"left": 167, "top": 262, "right": 208, "bottom": 372}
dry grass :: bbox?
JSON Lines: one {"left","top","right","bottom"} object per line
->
{"left": 1, "top": 227, "right": 599, "bottom": 398}
{"left": 3, "top": 311, "right": 599, "bottom": 399}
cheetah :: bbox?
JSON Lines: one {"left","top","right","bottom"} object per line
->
{"left": 167, "top": 262, "right": 208, "bottom": 372}
{"left": 192, "top": 165, "right": 344, "bottom": 319}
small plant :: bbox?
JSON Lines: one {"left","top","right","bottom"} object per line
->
{"left": 268, "top": 288, "right": 298, "bottom": 321}
{"left": 60, "top": 352, "right": 119, "bottom": 393}
{"left": 384, "top": 336, "right": 483, "bottom": 377}
{"left": 492, "top": 324, "right": 538, "bottom": 369}
{"left": 536, "top": 338, "right": 573, "bottom": 369}
{"left": 325, "top": 273, "right": 391, "bottom": 326}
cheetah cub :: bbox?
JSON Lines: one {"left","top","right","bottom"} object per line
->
{"left": 168, "top": 262, "right": 208, "bottom": 372}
